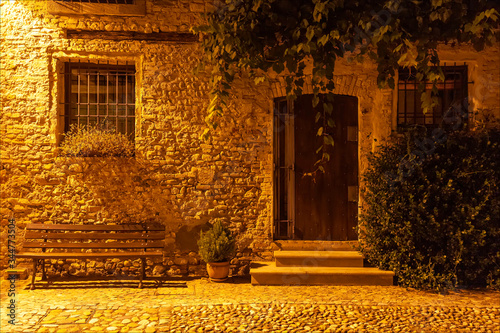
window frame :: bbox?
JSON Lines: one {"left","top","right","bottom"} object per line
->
{"left": 61, "top": 60, "right": 137, "bottom": 140}
{"left": 397, "top": 65, "right": 469, "bottom": 130}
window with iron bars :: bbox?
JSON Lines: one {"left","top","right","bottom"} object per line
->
{"left": 61, "top": 61, "right": 136, "bottom": 139}
{"left": 56, "top": 0, "right": 135, "bottom": 4}
{"left": 397, "top": 64, "right": 468, "bottom": 129}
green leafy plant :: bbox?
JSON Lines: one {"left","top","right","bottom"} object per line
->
{"left": 197, "top": 220, "right": 236, "bottom": 263}
{"left": 359, "top": 128, "right": 500, "bottom": 291}
{"left": 60, "top": 124, "right": 135, "bottom": 158}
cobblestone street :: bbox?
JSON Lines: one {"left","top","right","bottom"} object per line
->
{"left": 1, "top": 275, "right": 499, "bottom": 332}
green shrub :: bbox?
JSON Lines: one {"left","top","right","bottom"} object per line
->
{"left": 197, "top": 220, "right": 236, "bottom": 263}
{"left": 60, "top": 124, "right": 134, "bottom": 157}
{"left": 359, "top": 128, "right": 500, "bottom": 291}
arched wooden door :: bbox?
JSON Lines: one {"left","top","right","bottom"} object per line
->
{"left": 273, "top": 94, "right": 358, "bottom": 241}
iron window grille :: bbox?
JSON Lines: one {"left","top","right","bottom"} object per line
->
{"left": 397, "top": 64, "right": 469, "bottom": 129}
{"left": 56, "top": 0, "right": 135, "bottom": 4}
{"left": 61, "top": 60, "right": 136, "bottom": 139}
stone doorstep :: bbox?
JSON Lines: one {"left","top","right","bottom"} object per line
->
{"left": 250, "top": 261, "right": 395, "bottom": 286}
{"left": 273, "top": 240, "right": 360, "bottom": 251}
{"left": 274, "top": 250, "right": 364, "bottom": 268}
{"left": 4, "top": 268, "right": 28, "bottom": 280}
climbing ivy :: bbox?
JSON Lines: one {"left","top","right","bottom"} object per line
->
{"left": 194, "top": 0, "right": 499, "bottom": 169}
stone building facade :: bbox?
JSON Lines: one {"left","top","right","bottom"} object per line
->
{"left": 1, "top": 0, "right": 499, "bottom": 277}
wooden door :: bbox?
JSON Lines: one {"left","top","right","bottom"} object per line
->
{"left": 274, "top": 94, "right": 358, "bottom": 240}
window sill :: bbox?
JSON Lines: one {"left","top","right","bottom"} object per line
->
{"left": 47, "top": 0, "right": 146, "bottom": 16}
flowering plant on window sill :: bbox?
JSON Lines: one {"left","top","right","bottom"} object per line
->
{"left": 58, "top": 124, "right": 135, "bottom": 158}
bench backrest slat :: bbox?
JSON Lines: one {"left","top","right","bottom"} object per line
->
{"left": 23, "top": 241, "right": 165, "bottom": 249}
{"left": 24, "top": 231, "right": 165, "bottom": 240}
{"left": 22, "top": 223, "right": 166, "bottom": 253}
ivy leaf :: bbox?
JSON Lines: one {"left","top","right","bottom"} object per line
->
{"left": 318, "top": 34, "right": 329, "bottom": 46}
{"left": 421, "top": 90, "right": 436, "bottom": 114}
{"left": 252, "top": 0, "right": 262, "bottom": 12}
{"left": 324, "top": 134, "right": 334, "bottom": 146}
{"left": 431, "top": 0, "right": 442, "bottom": 7}
{"left": 317, "top": 127, "right": 324, "bottom": 136}
{"left": 306, "top": 26, "right": 315, "bottom": 41}
{"left": 293, "top": 29, "right": 301, "bottom": 40}
{"left": 315, "top": 111, "right": 321, "bottom": 123}
{"left": 312, "top": 95, "right": 320, "bottom": 107}
{"left": 324, "top": 102, "right": 333, "bottom": 115}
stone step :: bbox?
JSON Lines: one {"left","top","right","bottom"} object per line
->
{"left": 274, "top": 250, "right": 364, "bottom": 267}
{"left": 250, "top": 262, "right": 394, "bottom": 286}
{"left": 273, "top": 240, "right": 359, "bottom": 251}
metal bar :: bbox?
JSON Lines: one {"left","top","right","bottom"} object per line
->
{"left": 106, "top": 60, "right": 109, "bottom": 128}
{"left": 414, "top": 67, "right": 417, "bottom": 125}
{"left": 64, "top": 62, "right": 70, "bottom": 132}
{"left": 461, "top": 62, "right": 466, "bottom": 115}
{"left": 125, "top": 61, "right": 128, "bottom": 134}
{"left": 77, "top": 60, "right": 81, "bottom": 128}
{"left": 87, "top": 61, "right": 90, "bottom": 127}
{"left": 442, "top": 63, "right": 447, "bottom": 125}
{"left": 115, "top": 64, "right": 119, "bottom": 132}
{"left": 404, "top": 69, "right": 407, "bottom": 125}
{"left": 96, "top": 60, "right": 100, "bottom": 125}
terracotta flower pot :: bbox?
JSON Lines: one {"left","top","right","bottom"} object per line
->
{"left": 206, "top": 261, "right": 230, "bottom": 282}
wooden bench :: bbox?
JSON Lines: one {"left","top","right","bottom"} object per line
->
{"left": 17, "top": 223, "right": 165, "bottom": 289}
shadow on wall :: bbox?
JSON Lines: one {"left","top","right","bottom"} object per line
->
{"left": 175, "top": 223, "right": 211, "bottom": 252}
{"left": 52, "top": 157, "right": 183, "bottom": 228}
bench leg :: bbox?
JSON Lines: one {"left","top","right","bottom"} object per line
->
{"left": 139, "top": 258, "right": 145, "bottom": 289}
{"left": 30, "top": 260, "right": 38, "bottom": 290}
{"left": 41, "top": 259, "right": 47, "bottom": 281}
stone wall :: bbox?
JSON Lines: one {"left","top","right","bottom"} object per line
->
{"left": 1, "top": 0, "right": 499, "bottom": 277}
{"left": 0, "top": 0, "right": 274, "bottom": 276}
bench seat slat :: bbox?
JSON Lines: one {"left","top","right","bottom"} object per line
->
{"left": 22, "top": 241, "right": 165, "bottom": 249}
{"left": 25, "top": 224, "right": 165, "bottom": 231}
{"left": 24, "top": 231, "right": 165, "bottom": 240}
{"left": 17, "top": 251, "right": 163, "bottom": 259}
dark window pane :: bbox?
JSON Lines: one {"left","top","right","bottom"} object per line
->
{"left": 118, "top": 105, "right": 126, "bottom": 116}
{"left": 108, "top": 104, "right": 116, "bottom": 116}
{"left": 80, "top": 105, "right": 88, "bottom": 116}
{"left": 99, "top": 105, "right": 107, "bottom": 116}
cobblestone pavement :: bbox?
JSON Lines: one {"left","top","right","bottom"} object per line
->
{"left": 1, "top": 275, "right": 499, "bottom": 332}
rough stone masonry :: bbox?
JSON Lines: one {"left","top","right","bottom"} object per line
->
{"left": 1, "top": 0, "right": 499, "bottom": 278}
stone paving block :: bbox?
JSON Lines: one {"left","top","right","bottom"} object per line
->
{"left": 39, "top": 309, "right": 94, "bottom": 326}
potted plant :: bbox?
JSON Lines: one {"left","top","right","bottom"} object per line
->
{"left": 197, "top": 220, "right": 236, "bottom": 282}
